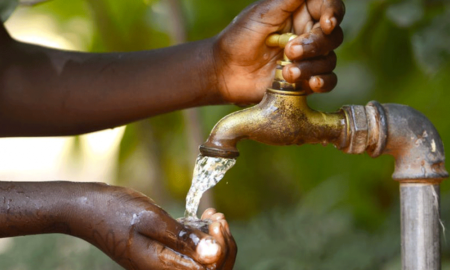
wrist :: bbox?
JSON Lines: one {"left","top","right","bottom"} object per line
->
{"left": 60, "top": 182, "right": 110, "bottom": 238}
{"left": 200, "top": 36, "right": 229, "bottom": 105}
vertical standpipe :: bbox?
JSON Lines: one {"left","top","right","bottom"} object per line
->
{"left": 401, "top": 183, "right": 440, "bottom": 270}
{"left": 343, "top": 102, "right": 448, "bottom": 270}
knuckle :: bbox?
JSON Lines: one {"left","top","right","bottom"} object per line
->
{"left": 327, "top": 52, "right": 337, "bottom": 68}
{"left": 332, "top": 27, "right": 344, "bottom": 44}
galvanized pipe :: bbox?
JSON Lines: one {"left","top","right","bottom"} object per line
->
{"left": 400, "top": 183, "right": 441, "bottom": 270}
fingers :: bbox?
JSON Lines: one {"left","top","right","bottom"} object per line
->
{"left": 319, "top": 0, "right": 346, "bottom": 34}
{"left": 309, "top": 73, "right": 337, "bottom": 93}
{"left": 153, "top": 243, "right": 206, "bottom": 270}
{"left": 285, "top": 26, "right": 343, "bottom": 61}
{"left": 306, "top": 0, "right": 346, "bottom": 34}
{"left": 208, "top": 218, "right": 237, "bottom": 270}
{"left": 127, "top": 233, "right": 206, "bottom": 270}
{"left": 293, "top": 4, "right": 313, "bottom": 35}
{"left": 202, "top": 209, "right": 230, "bottom": 236}
{"left": 135, "top": 210, "right": 221, "bottom": 265}
{"left": 201, "top": 208, "right": 217, "bottom": 220}
{"left": 208, "top": 222, "right": 226, "bottom": 248}
{"left": 282, "top": 51, "right": 336, "bottom": 82}
{"left": 286, "top": 73, "right": 337, "bottom": 94}
{"left": 196, "top": 236, "right": 223, "bottom": 264}
{"left": 256, "top": 0, "right": 307, "bottom": 25}
{"left": 211, "top": 212, "right": 226, "bottom": 222}
{"left": 282, "top": 70, "right": 338, "bottom": 94}
{"left": 237, "top": 0, "right": 305, "bottom": 33}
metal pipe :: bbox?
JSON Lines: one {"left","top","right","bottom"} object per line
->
{"left": 199, "top": 33, "right": 448, "bottom": 269}
{"left": 201, "top": 99, "right": 448, "bottom": 269}
{"left": 343, "top": 101, "right": 447, "bottom": 269}
{"left": 400, "top": 183, "right": 440, "bottom": 270}
{"left": 199, "top": 90, "right": 346, "bottom": 158}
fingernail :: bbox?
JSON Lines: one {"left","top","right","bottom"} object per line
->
{"left": 291, "top": 45, "right": 303, "bottom": 57}
{"left": 197, "top": 238, "right": 220, "bottom": 260}
{"left": 289, "top": 67, "right": 301, "bottom": 80}
{"left": 326, "top": 17, "right": 337, "bottom": 30}
{"left": 212, "top": 223, "right": 221, "bottom": 234}
{"left": 313, "top": 76, "right": 324, "bottom": 87}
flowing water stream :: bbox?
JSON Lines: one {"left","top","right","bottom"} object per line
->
{"left": 184, "top": 155, "right": 236, "bottom": 220}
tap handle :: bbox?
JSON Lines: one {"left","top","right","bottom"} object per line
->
{"left": 266, "top": 33, "right": 297, "bottom": 48}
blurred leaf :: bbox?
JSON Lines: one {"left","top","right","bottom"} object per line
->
{"left": 386, "top": 0, "right": 424, "bottom": 28}
{"left": 0, "top": 0, "right": 18, "bottom": 22}
{"left": 4, "top": 0, "right": 450, "bottom": 267}
{"left": 340, "top": 0, "right": 371, "bottom": 41}
{"left": 412, "top": 8, "right": 450, "bottom": 74}
{"left": 0, "top": 234, "right": 121, "bottom": 270}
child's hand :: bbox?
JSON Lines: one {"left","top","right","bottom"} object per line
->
{"left": 200, "top": 208, "right": 237, "bottom": 270}
{"left": 213, "top": 0, "right": 345, "bottom": 104}
{"left": 68, "top": 184, "right": 236, "bottom": 270}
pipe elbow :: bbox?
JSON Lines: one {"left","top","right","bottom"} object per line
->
{"left": 382, "top": 103, "right": 448, "bottom": 181}
{"left": 344, "top": 101, "right": 448, "bottom": 182}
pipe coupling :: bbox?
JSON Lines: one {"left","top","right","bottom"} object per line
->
{"left": 342, "top": 101, "right": 448, "bottom": 182}
{"left": 341, "top": 101, "right": 387, "bottom": 157}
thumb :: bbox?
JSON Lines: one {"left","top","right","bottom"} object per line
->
{"left": 135, "top": 210, "right": 222, "bottom": 265}
{"left": 238, "top": 0, "right": 306, "bottom": 31}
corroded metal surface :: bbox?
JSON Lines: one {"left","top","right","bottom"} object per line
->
{"left": 200, "top": 31, "right": 448, "bottom": 270}
{"left": 200, "top": 38, "right": 448, "bottom": 268}
{"left": 341, "top": 105, "right": 368, "bottom": 154}
{"left": 381, "top": 104, "right": 448, "bottom": 182}
{"left": 365, "top": 101, "right": 387, "bottom": 158}
{"left": 200, "top": 90, "right": 346, "bottom": 158}
{"left": 342, "top": 102, "right": 448, "bottom": 182}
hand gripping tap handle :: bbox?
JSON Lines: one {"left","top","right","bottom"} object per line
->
{"left": 265, "top": 33, "right": 304, "bottom": 92}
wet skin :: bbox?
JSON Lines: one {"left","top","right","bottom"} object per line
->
{"left": 0, "top": 0, "right": 344, "bottom": 269}
{"left": 0, "top": 181, "right": 235, "bottom": 270}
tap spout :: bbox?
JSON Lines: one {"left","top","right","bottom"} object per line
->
{"left": 199, "top": 89, "right": 347, "bottom": 159}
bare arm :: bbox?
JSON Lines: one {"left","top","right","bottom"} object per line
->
{"left": 0, "top": 181, "right": 236, "bottom": 269}
{"left": 0, "top": 25, "right": 220, "bottom": 137}
{"left": 0, "top": 0, "right": 345, "bottom": 137}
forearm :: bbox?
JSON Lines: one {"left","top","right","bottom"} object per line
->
{"left": 0, "top": 30, "right": 220, "bottom": 137}
{"left": 0, "top": 181, "right": 94, "bottom": 238}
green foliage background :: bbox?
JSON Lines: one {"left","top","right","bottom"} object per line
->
{"left": 1, "top": 0, "right": 450, "bottom": 269}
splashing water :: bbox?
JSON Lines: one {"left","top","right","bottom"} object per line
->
{"left": 184, "top": 155, "right": 236, "bottom": 219}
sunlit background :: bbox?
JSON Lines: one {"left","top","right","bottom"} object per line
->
{"left": 0, "top": 0, "right": 450, "bottom": 269}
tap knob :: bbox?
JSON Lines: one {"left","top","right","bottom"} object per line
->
{"left": 266, "top": 33, "right": 305, "bottom": 92}
{"left": 266, "top": 33, "right": 297, "bottom": 49}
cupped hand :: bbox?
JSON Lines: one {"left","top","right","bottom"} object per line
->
{"left": 213, "top": 0, "right": 345, "bottom": 104}
{"left": 69, "top": 184, "right": 236, "bottom": 270}
{"left": 199, "top": 208, "right": 237, "bottom": 270}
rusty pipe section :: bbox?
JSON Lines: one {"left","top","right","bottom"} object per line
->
{"left": 200, "top": 97, "right": 448, "bottom": 270}
{"left": 341, "top": 101, "right": 447, "bottom": 270}
{"left": 199, "top": 90, "right": 347, "bottom": 158}
{"left": 200, "top": 96, "right": 448, "bottom": 181}
{"left": 342, "top": 101, "right": 448, "bottom": 181}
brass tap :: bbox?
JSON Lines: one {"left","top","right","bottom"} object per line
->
{"left": 199, "top": 33, "right": 347, "bottom": 158}
{"left": 199, "top": 33, "right": 448, "bottom": 184}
